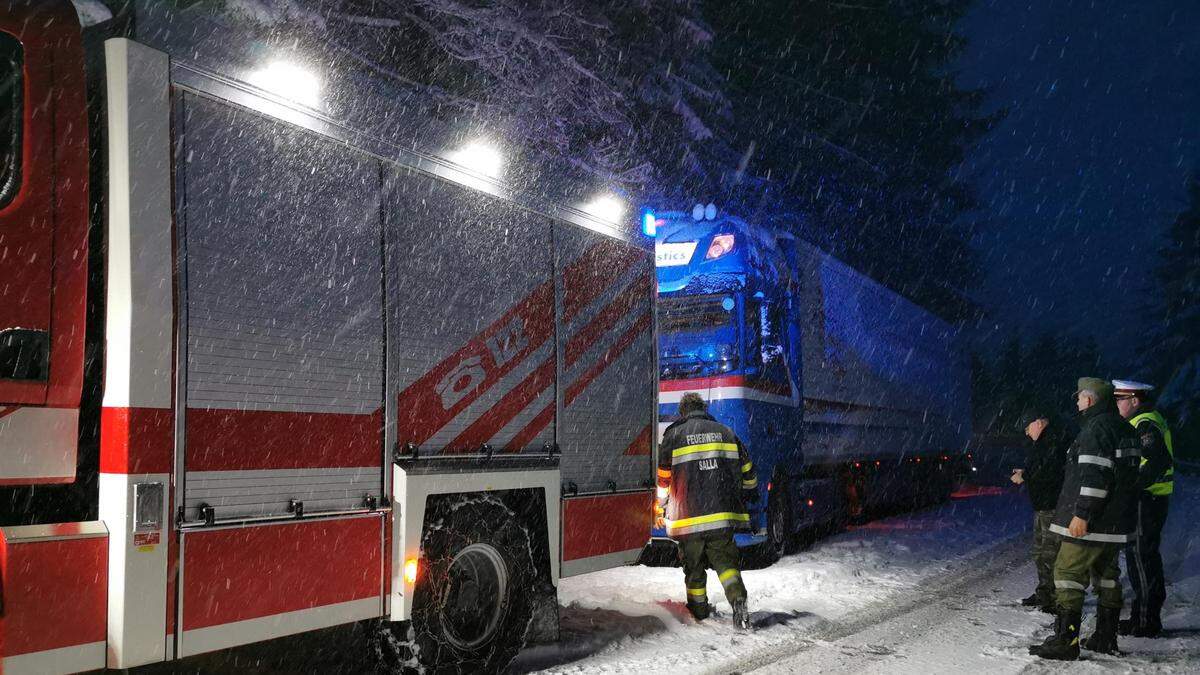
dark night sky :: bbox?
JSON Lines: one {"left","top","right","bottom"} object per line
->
{"left": 957, "top": 0, "right": 1199, "bottom": 367}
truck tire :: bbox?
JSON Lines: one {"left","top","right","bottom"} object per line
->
{"left": 767, "top": 483, "right": 795, "bottom": 558}
{"left": 377, "top": 496, "right": 537, "bottom": 674}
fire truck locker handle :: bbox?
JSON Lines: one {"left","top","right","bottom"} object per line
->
{"left": 287, "top": 499, "right": 304, "bottom": 518}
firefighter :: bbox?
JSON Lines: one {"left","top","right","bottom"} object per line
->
{"left": 656, "top": 392, "right": 757, "bottom": 630}
{"left": 1113, "top": 379, "right": 1175, "bottom": 638}
{"left": 1011, "top": 406, "right": 1072, "bottom": 613}
{"left": 1029, "top": 378, "right": 1139, "bottom": 661}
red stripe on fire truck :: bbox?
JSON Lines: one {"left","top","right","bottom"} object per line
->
{"left": 185, "top": 408, "right": 383, "bottom": 471}
{"left": 395, "top": 281, "right": 555, "bottom": 448}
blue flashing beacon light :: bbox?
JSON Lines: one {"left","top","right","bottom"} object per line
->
{"left": 641, "top": 209, "right": 657, "bottom": 237}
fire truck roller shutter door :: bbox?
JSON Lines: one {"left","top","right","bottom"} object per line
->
{"left": 178, "top": 94, "right": 384, "bottom": 521}
{"left": 555, "top": 227, "right": 655, "bottom": 495}
{"left": 385, "top": 171, "right": 555, "bottom": 456}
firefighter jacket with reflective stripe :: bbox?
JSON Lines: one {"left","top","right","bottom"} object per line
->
{"left": 657, "top": 411, "right": 756, "bottom": 540}
{"left": 1051, "top": 400, "right": 1140, "bottom": 545}
{"left": 1130, "top": 409, "right": 1174, "bottom": 496}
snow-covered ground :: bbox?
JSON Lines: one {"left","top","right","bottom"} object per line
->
{"left": 515, "top": 475, "right": 1200, "bottom": 673}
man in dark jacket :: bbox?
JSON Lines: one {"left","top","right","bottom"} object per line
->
{"left": 1012, "top": 406, "right": 1073, "bottom": 612}
{"left": 1113, "top": 379, "right": 1175, "bottom": 638}
{"left": 657, "top": 392, "right": 757, "bottom": 630}
{"left": 1030, "top": 378, "right": 1140, "bottom": 661}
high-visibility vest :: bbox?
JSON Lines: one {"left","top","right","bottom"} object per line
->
{"left": 1130, "top": 410, "right": 1174, "bottom": 496}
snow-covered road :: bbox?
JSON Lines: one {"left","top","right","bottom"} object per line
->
{"left": 515, "top": 475, "right": 1200, "bottom": 674}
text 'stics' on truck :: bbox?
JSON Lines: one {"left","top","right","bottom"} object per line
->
{"left": 651, "top": 206, "right": 973, "bottom": 558}
{"left": 0, "top": 3, "right": 658, "bottom": 672}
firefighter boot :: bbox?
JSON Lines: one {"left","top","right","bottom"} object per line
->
{"left": 687, "top": 601, "right": 713, "bottom": 622}
{"left": 732, "top": 600, "right": 751, "bottom": 631}
{"left": 1020, "top": 593, "right": 1042, "bottom": 607}
{"left": 1082, "top": 607, "right": 1120, "bottom": 654}
{"left": 1028, "top": 609, "right": 1081, "bottom": 661}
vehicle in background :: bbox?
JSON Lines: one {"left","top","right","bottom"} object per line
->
{"left": 652, "top": 206, "right": 972, "bottom": 558}
{"left": 0, "top": 3, "right": 655, "bottom": 673}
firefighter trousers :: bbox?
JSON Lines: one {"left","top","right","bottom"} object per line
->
{"left": 1032, "top": 509, "right": 1060, "bottom": 604}
{"left": 678, "top": 531, "right": 747, "bottom": 606}
{"left": 1124, "top": 494, "right": 1170, "bottom": 627}
{"left": 1054, "top": 540, "right": 1122, "bottom": 613}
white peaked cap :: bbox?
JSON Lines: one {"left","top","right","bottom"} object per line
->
{"left": 1112, "top": 379, "right": 1154, "bottom": 394}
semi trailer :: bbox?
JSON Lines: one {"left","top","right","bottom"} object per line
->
{"left": 652, "top": 207, "right": 972, "bottom": 557}
{"left": 0, "top": 2, "right": 656, "bottom": 672}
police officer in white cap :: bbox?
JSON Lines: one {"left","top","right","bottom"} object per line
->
{"left": 1113, "top": 379, "right": 1175, "bottom": 637}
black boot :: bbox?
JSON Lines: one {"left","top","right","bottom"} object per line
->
{"left": 687, "top": 601, "right": 713, "bottom": 621}
{"left": 731, "top": 599, "right": 752, "bottom": 630}
{"left": 1082, "top": 607, "right": 1120, "bottom": 654}
{"left": 1135, "top": 616, "right": 1163, "bottom": 638}
{"left": 1118, "top": 617, "right": 1139, "bottom": 636}
{"left": 1021, "top": 592, "right": 1042, "bottom": 607}
{"left": 1029, "top": 609, "right": 1081, "bottom": 661}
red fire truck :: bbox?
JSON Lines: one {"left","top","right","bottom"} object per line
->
{"left": 0, "top": 2, "right": 656, "bottom": 672}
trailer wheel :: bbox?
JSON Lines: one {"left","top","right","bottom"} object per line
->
{"left": 767, "top": 483, "right": 796, "bottom": 557}
{"left": 378, "top": 497, "right": 536, "bottom": 674}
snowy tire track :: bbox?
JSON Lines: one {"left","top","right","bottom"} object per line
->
{"left": 704, "top": 535, "right": 1028, "bottom": 674}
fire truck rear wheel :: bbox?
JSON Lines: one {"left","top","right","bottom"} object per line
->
{"left": 375, "top": 497, "right": 537, "bottom": 674}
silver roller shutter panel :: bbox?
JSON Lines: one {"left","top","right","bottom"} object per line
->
{"left": 555, "top": 227, "right": 655, "bottom": 494}
{"left": 178, "top": 94, "right": 384, "bottom": 521}
{"left": 385, "top": 169, "right": 555, "bottom": 455}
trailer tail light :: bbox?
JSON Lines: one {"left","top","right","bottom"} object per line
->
{"left": 706, "top": 234, "right": 735, "bottom": 259}
{"left": 404, "top": 558, "right": 419, "bottom": 585}
{"left": 767, "top": 481, "right": 772, "bottom": 492}
{"left": 807, "top": 499, "right": 814, "bottom": 507}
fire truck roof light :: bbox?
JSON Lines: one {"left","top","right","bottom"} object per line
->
{"left": 404, "top": 558, "right": 419, "bottom": 585}
{"left": 247, "top": 61, "right": 321, "bottom": 108}
{"left": 447, "top": 140, "right": 504, "bottom": 179}
{"left": 584, "top": 195, "right": 626, "bottom": 225}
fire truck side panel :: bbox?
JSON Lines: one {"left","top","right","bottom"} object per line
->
{"left": 176, "top": 513, "right": 384, "bottom": 658}
{"left": 0, "top": 523, "right": 108, "bottom": 675}
{"left": 385, "top": 171, "right": 556, "bottom": 455}
{"left": 554, "top": 229, "right": 655, "bottom": 576}
{"left": 178, "top": 93, "right": 385, "bottom": 521}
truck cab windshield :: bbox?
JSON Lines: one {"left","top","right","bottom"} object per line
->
{"left": 658, "top": 293, "right": 740, "bottom": 380}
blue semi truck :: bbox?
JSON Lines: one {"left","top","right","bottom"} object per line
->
{"left": 652, "top": 206, "right": 973, "bottom": 557}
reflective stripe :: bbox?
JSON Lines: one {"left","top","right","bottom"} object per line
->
{"left": 656, "top": 486, "right": 669, "bottom": 501}
{"left": 1055, "top": 579, "right": 1086, "bottom": 590}
{"left": 673, "top": 442, "right": 739, "bottom": 458}
{"left": 686, "top": 587, "right": 708, "bottom": 597}
{"left": 741, "top": 462, "right": 753, "bottom": 473}
{"left": 1079, "top": 487, "right": 1108, "bottom": 498}
{"left": 719, "top": 569, "right": 741, "bottom": 587}
{"left": 657, "top": 468, "right": 672, "bottom": 479}
{"left": 1131, "top": 411, "right": 1175, "bottom": 495}
{"left": 742, "top": 478, "right": 758, "bottom": 489}
{"left": 672, "top": 449, "right": 741, "bottom": 465}
{"left": 1078, "top": 455, "right": 1113, "bottom": 468}
{"left": 1098, "top": 578, "right": 1118, "bottom": 589}
{"left": 666, "top": 511, "right": 750, "bottom": 536}
{"left": 1115, "top": 448, "right": 1141, "bottom": 459}
{"left": 1048, "top": 523, "right": 1128, "bottom": 543}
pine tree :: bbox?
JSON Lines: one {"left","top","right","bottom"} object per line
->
{"left": 703, "top": 0, "right": 997, "bottom": 319}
